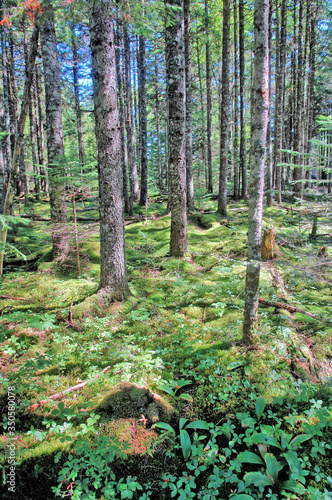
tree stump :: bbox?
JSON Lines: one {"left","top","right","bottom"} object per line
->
{"left": 261, "top": 227, "right": 276, "bottom": 260}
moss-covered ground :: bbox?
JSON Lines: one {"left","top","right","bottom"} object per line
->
{"left": 0, "top": 193, "right": 331, "bottom": 499}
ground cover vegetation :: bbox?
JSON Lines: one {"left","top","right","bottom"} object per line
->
{"left": 0, "top": 0, "right": 332, "bottom": 498}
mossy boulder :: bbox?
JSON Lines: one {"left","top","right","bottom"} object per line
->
{"left": 97, "top": 382, "right": 173, "bottom": 424}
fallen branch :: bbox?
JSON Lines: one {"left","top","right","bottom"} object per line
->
{"left": 36, "top": 366, "right": 111, "bottom": 406}
{"left": 258, "top": 298, "right": 322, "bottom": 320}
{"left": 0, "top": 294, "right": 29, "bottom": 301}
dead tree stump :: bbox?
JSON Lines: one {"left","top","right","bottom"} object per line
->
{"left": 261, "top": 227, "right": 276, "bottom": 260}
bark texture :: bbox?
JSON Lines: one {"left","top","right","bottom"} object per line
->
{"left": 239, "top": 0, "right": 247, "bottom": 199}
{"left": 205, "top": 0, "right": 213, "bottom": 193}
{"left": 165, "top": 0, "right": 188, "bottom": 257}
{"left": 218, "top": 0, "right": 231, "bottom": 217}
{"left": 90, "top": 0, "right": 128, "bottom": 302}
{"left": 40, "top": 3, "right": 69, "bottom": 258}
{"left": 243, "top": 0, "right": 269, "bottom": 343}
{"left": 184, "top": 0, "right": 194, "bottom": 212}
{"left": 138, "top": 34, "right": 148, "bottom": 206}
{"left": 71, "top": 24, "right": 86, "bottom": 172}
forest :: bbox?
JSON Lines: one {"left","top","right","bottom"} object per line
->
{"left": 0, "top": 0, "right": 331, "bottom": 498}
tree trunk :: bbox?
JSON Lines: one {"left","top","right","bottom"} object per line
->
{"left": 243, "top": 0, "right": 269, "bottom": 343}
{"left": 90, "top": 0, "right": 128, "bottom": 302}
{"left": 266, "top": 0, "right": 273, "bottom": 207}
{"left": 71, "top": 23, "right": 86, "bottom": 172}
{"left": 35, "top": 66, "right": 47, "bottom": 191}
{"left": 239, "top": 0, "right": 247, "bottom": 199}
{"left": 205, "top": 0, "right": 213, "bottom": 193}
{"left": 196, "top": 38, "right": 207, "bottom": 191}
{"left": 293, "top": 0, "right": 304, "bottom": 197}
{"left": 218, "top": 0, "right": 231, "bottom": 217}
{"left": 0, "top": 24, "right": 39, "bottom": 276}
{"left": 155, "top": 54, "right": 163, "bottom": 191}
{"left": 184, "top": 0, "right": 194, "bottom": 212}
{"left": 0, "top": 11, "right": 12, "bottom": 193}
{"left": 114, "top": 20, "right": 129, "bottom": 214}
{"left": 123, "top": 24, "right": 138, "bottom": 214}
{"left": 165, "top": 0, "right": 188, "bottom": 257}
{"left": 23, "top": 26, "right": 40, "bottom": 195}
{"left": 233, "top": 0, "right": 239, "bottom": 200}
{"left": 138, "top": 34, "right": 148, "bottom": 206}
{"left": 40, "top": 3, "right": 69, "bottom": 259}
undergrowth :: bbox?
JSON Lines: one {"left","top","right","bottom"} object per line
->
{"left": 0, "top": 194, "right": 331, "bottom": 499}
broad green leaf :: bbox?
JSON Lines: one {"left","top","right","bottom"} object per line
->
{"left": 180, "top": 429, "right": 191, "bottom": 459}
{"left": 281, "top": 480, "right": 305, "bottom": 495}
{"left": 265, "top": 453, "right": 280, "bottom": 484}
{"left": 174, "top": 380, "right": 192, "bottom": 389}
{"left": 250, "top": 433, "right": 282, "bottom": 449}
{"left": 282, "top": 450, "right": 302, "bottom": 474}
{"left": 244, "top": 472, "right": 273, "bottom": 488}
{"left": 237, "top": 451, "right": 264, "bottom": 465}
{"left": 227, "top": 361, "right": 243, "bottom": 371}
{"left": 241, "top": 417, "right": 256, "bottom": 428}
{"left": 289, "top": 434, "right": 312, "bottom": 449}
{"left": 230, "top": 495, "right": 255, "bottom": 500}
{"left": 179, "top": 418, "right": 188, "bottom": 430}
{"left": 179, "top": 393, "right": 193, "bottom": 402}
{"left": 255, "top": 397, "right": 266, "bottom": 420}
{"left": 157, "top": 384, "right": 175, "bottom": 396}
{"left": 153, "top": 422, "right": 175, "bottom": 434}
{"left": 185, "top": 420, "right": 210, "bottom": 430}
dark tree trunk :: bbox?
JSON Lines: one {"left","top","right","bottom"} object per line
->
{"left": 71, "top": 23, "right": 86, "bottom": 172}
{"left": 0, "top": 24, "right": 39, "bottom": 275}
{"left": 154, "top": 53, "right": 163, "bottom": 191}
{"left": 35, "top": 66, "right": 47, "bottom": 191}
{"left": 124, "top": 23, "right": 138, "bottom": 213}
{"left": 293, "top": 0, "right": 304, "bottom": 197}
{"left": 23, "top": 25, "right": 39, "bottom": 194}
{"left": 0, "top": 11, "right": 12, "bottom": 190}
{"left": 184, "top": 0, "right": 194, "bottom": 212}
{"left": 233, "top": 0, "right": 239, "bottom": 200}
{"left": 218, "top": 0, "right": 231, "bottom": 217}
{"left": 40, "top": 2, "right": 69, "bottom": 259}
{"left": 243, "top": 0, "right": 269, "bottom": 343}
{"left": 90, "top": 0, "right": 128, "bottom": 302}
{"left": 114, "top": 20, "right": 129, "bottom": 214}
{"left": 239, "top": 0, "right": 247, "bottom": 199}
{"left": 165, "top": 0, "right": 188, "bottom": 257}
{"left": 266, "top": 0, "right": 273, "bottom": 207}
{"left": 196, "top": 38, "right": 207, "bottom": 191}
{"left": 205, "top": 0, "right": 213, "bottom": 193}
{"left": 138, "top": 35, "right": 148, "bottom": 206}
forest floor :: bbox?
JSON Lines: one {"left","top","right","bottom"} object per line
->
{"left": 0, "top": 191, "right": 331, "bottom": 500}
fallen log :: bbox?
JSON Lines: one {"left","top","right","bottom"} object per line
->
{"left": 27, "top": 366, "right": 112, "bottom": 410}
{"left": 258, "top": 297, "right": 321, "bottom": 320}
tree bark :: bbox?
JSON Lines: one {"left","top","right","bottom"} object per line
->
{"left": 218, "top": 0, "right": 231, "bottom": 217}
{"left": 154, "top": 53, "right": 163, "bottom": 191}
{"left": 165, "top": 0, "right": 188, "bottom": 257}
{"left": 243, "top": 0, "right": 269, "bottom": 343}
{"left": 123, "top": 23, "right": 138, "bottom": 214}
{"left": 114, "top": 19, "right": 129, "bottom": 214}
{"left": 0, "top": 23, "right": 39, "bottom": 276}
{"left": 40, "top": 2, "right": 69, "bottom": 259}
{"left": 239, "top": 0, "right": 247, "bottom": 199}
{"left": 293, "top": 0, "right": 304, "bottom": 197}
{"left": 35, "top": 66, "right": 47, "bottom": 191}
{"left": 196, "top": 37, "right": 207, "bottom": 191}
{"left": 233, "top": 0, "right": 239, "bottom": 200}
{"left": 205, "top": 0, "right": 213, "bottom": 193}
{"left": 90, "top": 0, "right": 128, "bottom": 302}
{"left": 71, "top": 23, "right": 86, "bottom": 172}
{"left": 138, "top": 34, "right": 148, "bottom": 206}
{"left": 266, "top": 0, "right": 273, "bottom": 207}
{"left": 184, "top": 0, "right": 194, "bottom": 212}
